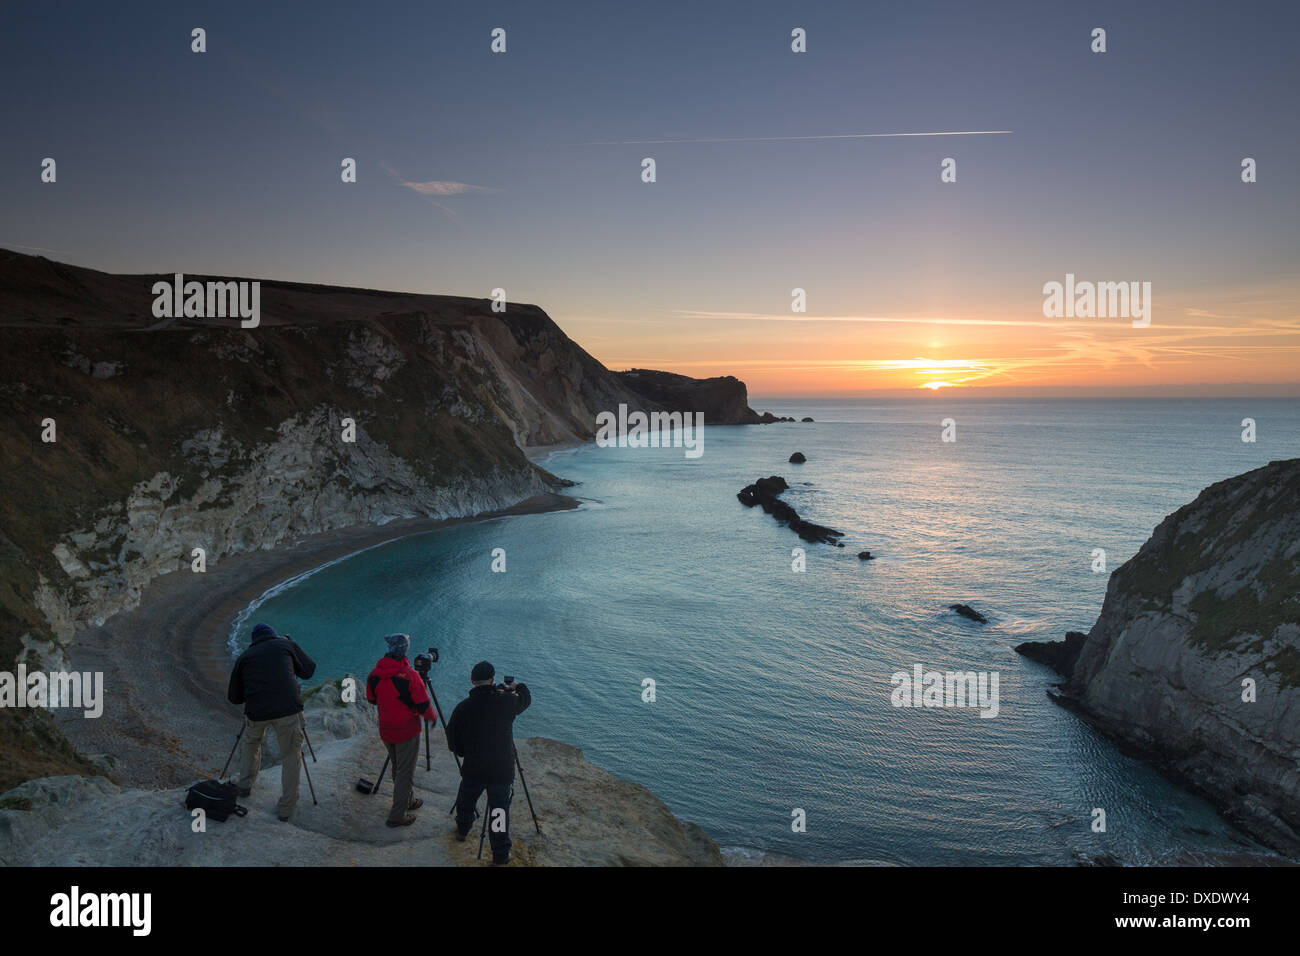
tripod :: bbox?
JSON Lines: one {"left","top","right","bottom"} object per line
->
{"left": 414, "top": 667, "right": 463, "bottom": 815}
{"left": 418, "top": 670, "right": 458, "bottom": 772}
{"left": 220, "top": 719, "right": 245, "bottom": 780}
{"left": 514, "top": 745, "right": 540, "bottom": 834}
{"left": 475, "top": 746, "right": 541, "bottom": 861}
{"left": 218, "top": 714, "right": 317, "bottom": 806}
{"left": 299, "top": 712, "right": 318, "bottom": 806}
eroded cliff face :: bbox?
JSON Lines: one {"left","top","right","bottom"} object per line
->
{"left": 1061, "top": 459, "right": 1300, "bottom": 853}
{"left": 0, "top": 252, "right": 753, "bottom": 677}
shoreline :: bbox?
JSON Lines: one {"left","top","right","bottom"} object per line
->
{"left": 524, "top": 439, "right": 592, "bottom": 466}
{"left": 57, "top": 492, "right": 581, "bottom": 789}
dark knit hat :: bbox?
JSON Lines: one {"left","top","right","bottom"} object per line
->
{"left": 471, "top": 660, "right": 495, "bottom": 682}
{"left": 385, "top": 633, "right": 411, "bottom": 657}
{"left": 251, "top": 622, "right": 279, "bottom": 641}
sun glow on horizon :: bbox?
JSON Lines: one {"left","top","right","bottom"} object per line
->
{"left": 596, "top": 293, "right": 1300, "bottom": 395}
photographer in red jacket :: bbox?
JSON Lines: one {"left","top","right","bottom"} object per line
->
{"left": 365, "top": 633, "right": 434, "bottom": 828}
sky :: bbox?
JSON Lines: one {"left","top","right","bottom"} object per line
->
{"left": 2, "top": 0, "right": 1297, "bottom": 397}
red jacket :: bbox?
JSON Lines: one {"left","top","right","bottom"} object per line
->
{"left": 365, "top": 656, "right": 434, "bottom": 744}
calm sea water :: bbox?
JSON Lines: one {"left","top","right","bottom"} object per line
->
{"left": 232, "top": 398, "right": 1299, "bottom": 864}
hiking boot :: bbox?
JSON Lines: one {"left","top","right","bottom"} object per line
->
{"left": 492, "top": 854, "right": 511, "bottom": 866}
{"left": 408, "top": 798, "right": 424, "bottom": 811}
{"left": 387, "top": 813, "right": 418, "bottom": 828}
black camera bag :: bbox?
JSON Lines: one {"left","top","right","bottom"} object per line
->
{"left": 185, "top": 779, "right": 248, "bottom": 822}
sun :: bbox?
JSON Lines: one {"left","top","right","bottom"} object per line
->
{"left": 921, "top": 381, "right": 953, "bottom": 390}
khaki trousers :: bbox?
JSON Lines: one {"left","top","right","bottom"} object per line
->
{"left": 236, "top": 713, "right": 303, "bottom": 818}
{"left": 385, "top": 735, "right": 420, "bottom": 824}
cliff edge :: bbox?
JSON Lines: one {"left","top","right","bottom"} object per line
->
{"left": 0, "top": 251, "right": 763, "bottom": 795}
{"left": 0, "top": 680, "right": 724, "bottom": 867}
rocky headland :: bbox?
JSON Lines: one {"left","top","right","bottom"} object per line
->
{"left": 1016, "top": 459, "right": 1300, "bottom": 855}
{"left": 0, "top": 250, "right": 736, "bottom": 863}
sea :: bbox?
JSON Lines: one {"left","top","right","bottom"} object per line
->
{"left": 230, "top": 397, "right": 1299, "bottom": 865}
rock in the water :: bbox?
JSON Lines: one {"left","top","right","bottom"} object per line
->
{"left": 789, "top": 452, "right": 807, "bottom": 463}
{"left": 1014, "top": 631, "right": 1087, "bottom": 678}
{"left": 949, "top": 604, "right": 988, "bottom": 624}
{"left": 736, "top": 475, "right": 843, "bottom": 545}
{"left": 801, "top": 417, "right": 814, "bottom": 422}
{"left": 858, "top": 551, "right": 874, "bottom": 560}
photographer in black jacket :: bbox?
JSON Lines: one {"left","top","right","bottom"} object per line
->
{"left": 444, "top": 660, "right": 530, "bottom": 864}
{"left": 227, "top": 622, "right": 316, "bottom": 821}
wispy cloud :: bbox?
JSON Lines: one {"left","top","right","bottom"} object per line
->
{"left": 606, "top": 309, "right": 1300, "bottom": 389}
{"left": 377, "top": 161, "right": 499, "bottom": 224}
{"left": 398, "top": 180, "right": 498, "bottom": 196}
{"left": 667, "top": 309, "right": 1222, "bottom": 331}
{"left": 1, "top": 241, "right": 65, "bottom": 255}
{"left": 579, "top": 130, "right": 1012, "bottom": 146}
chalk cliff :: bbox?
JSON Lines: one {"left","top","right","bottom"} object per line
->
{"left": 0, "top": 251, "right": 765, "bottom": 668}
{"left": 0, "top": 250, "right": 758, "bottom": 801}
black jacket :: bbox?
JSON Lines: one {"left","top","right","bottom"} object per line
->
{"left": 227, "top": 634, "right": 316, "bottom": 721}
{"left": 445, "top": 683, "right": 531, "bottom": 784}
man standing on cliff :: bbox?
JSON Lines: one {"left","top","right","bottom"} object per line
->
{"left": 227, "top": 622, "right": 316, "bottom": 821}
{"left": 445, "top": 661, "right": 531, "bottom": 865}
{"left": 365, "top": 633, "right": 434, "bottom": 828}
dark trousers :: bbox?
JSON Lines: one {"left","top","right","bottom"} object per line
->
{"left": 455, "top": 778, "right": 513, "bottom": 861}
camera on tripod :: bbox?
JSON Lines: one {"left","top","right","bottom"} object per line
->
{"left": 412, "top": 647, "right": 438, "bottom": 676}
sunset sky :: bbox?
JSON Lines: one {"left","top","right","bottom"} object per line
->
{"left": 3, "top": 1, "right": 1297, "bottom": 396}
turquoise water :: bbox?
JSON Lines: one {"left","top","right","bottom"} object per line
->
{"left": 232, "top": 398, "right": 1299, "bottom": 864}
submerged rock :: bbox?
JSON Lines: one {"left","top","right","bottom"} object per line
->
{"left": 949, "top": 604, "right": 989, "bottom": 624}
{"left": 858, "top": 551, "right": 874, "bottom": 561}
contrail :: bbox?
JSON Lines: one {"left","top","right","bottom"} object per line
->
{"left": 579, "top": 130, "right": 1012, "bottom": 146}
{"left": 1, "top": 242, "right": 65, "bottom": 254}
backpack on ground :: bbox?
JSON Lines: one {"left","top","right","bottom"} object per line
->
{"left": 184, "top": 779, "right": 248, "bottom": 822}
